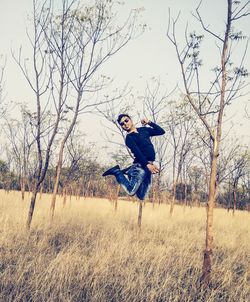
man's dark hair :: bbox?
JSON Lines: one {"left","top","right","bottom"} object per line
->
{"left": 117, "top": 114, "right": 131, "bottom": 124}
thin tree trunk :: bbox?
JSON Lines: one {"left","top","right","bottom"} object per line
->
{"left": 170, "top": 181, "right": 176, "bottom": 216}
{"left": 137, "top": 201, "right": 143, "bottom": 229}
{"left": 227, "top": 182, "right": 231, "bottom": 212}
{"left": 157, "top": 173, "right": 162, "bottom": 205}
{"left": 233, "top": 183, "right": 237, "bottom": 215}
{"left": 201, "top": 0, "right": 231, "bottom": 285}
{"left": 200, "top": 147, "right": 218, "bottom": 286}
{"left": 27, "top": 185, "right": 39, "bottom": 229}
{"left": 50, "top": 84, "right": 81, "bottom": 217}
{"left": 20, "top": 177, "right": 25, "bottom": 200}
{"left": 184, "top": 183, "right": 187, "bottom": 207}
{"left": 63, "top": 187, "right": 67, "bottom": 207}
{"left": 85, "top": 180, "right": 91, "bottom": 198}
{"left": 114, "top": 185, "right": 120, "bottom": 211}
{"left": 39, "top": 183, "right": 43, "bottom": 199}
{"left": 50, "top": 160, "right": 62, "bottom": 219}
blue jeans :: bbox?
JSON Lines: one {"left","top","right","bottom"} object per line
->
{"left": 115, "top": 164, "right": 151, "bottom": 200}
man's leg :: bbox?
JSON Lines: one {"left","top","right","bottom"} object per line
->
{"left": 102, "top": 165, "right": 120, "bottom": 177}
{"left": 136, "top": 171, "right": 152, "bottom": 200}
{"left": 115, "top": 164, "right": 146, "bottom": 196}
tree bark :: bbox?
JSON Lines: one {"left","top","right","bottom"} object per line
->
{"left": 200, "top": 150, "right": 218, "bottom": 286}
{"left": 20, "top": 177, "right": 25, "bottom": 200}
{"left": 50, "top": 160, "right": 62, "bottom": 219}
{"left": 50, "top": 96, "right": 81, "bottom": 218}
{"left": 137, "top": 201, "right": 143, "bottom": 229}
{"left": 227, "top": 182, "right": 231, "bottom": 212}
{"left": 27, "top": 186, "right": 39, "bottom": 229}
{"left": 63, "top": 187, "right": 67, "bottom": 207}
{"left": 233, "top": 181, "right": 237, "bottom": 215}
{"left": 39, "top": 184, "right": 43, "bottom": 199}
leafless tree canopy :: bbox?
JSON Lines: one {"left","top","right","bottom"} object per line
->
{"left": 167, "top": 0, "right": 250, "bottom": 286}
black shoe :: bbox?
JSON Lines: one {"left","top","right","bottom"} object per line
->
{"left": 102, "top": 165, "right": 120, "bottom": 177}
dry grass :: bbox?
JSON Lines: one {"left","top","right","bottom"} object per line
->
{"left": 0, "top": 190, "right": 249, "bottom": 302}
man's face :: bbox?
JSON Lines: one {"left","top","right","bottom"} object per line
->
{"left": 119, "top": 116, "right": 133, "bottom": 132}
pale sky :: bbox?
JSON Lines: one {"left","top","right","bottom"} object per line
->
{"left": 0, "top": 0, "right": 250, "bottom": 161}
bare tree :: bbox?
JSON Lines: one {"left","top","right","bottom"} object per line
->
{"left": 188, "top": 165, "right": 205, "bottom": 206}
{"left": 59, "top": 131, "right": 94, "bottom": 206}
{"left": 142, "top": 78, "right": 170, "bottom": 205}
{"left": 242, "top": 156, "right": 250, "bottom": 209}
{"left": 231, "top": 155, "right": 248, "bottom": 213}
{"left": 167, "top": 0, "right": 249, "bottom": 285}
{"left": 49, "top": 0, "right": 141, "bottom": 218}
{"left": 3, "top": 105, "right": 36, "bottom": 199}
{"left": 13, "top": 0, "right": 65, "bottom": 228}
{"left": 164, "top": 99, "right": 196, "bottom": 214}
{"left": 221, "top": 148, "right": 249, "bottom": 213}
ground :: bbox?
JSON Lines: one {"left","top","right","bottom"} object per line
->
{"left": 0, "top": 190, "right": 249, "bottom": 301}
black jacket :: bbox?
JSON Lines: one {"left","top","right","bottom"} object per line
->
{"left": 125, "top": 122, "right": 165, "bottom": 168}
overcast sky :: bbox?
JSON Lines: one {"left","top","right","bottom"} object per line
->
{"left": 0, "top": 0, "right": 250, "bottom": 161}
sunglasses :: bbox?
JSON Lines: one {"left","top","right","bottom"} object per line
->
{"left": 119, "top": 118, "right": 130, "bottom": 126}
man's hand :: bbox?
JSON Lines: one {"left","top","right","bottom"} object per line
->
{"left": 141, "top": 118, "right": 151, "bottom": 126}
{"left": 146, "top": 163, "right": 159, "bottom": 174}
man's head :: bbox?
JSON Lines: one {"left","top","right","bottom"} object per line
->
{"left": 117, "top": 114, "right": 134, "bottom": 132}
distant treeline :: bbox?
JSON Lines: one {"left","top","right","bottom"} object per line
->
{"left": 0, "top": 158, "right": 249, "bottom": 211}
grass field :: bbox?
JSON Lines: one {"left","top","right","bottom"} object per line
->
{"left": 0, "top": 190, "right": 249, "bottom": 302}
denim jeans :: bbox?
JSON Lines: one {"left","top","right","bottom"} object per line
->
{"left": 115, "top": 163, "right": 151, "bottom": 200}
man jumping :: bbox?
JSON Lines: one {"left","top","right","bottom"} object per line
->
{"left": 102, "top": 114, "right": 165, "bottom": 200}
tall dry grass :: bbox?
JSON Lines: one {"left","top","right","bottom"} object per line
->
{"left": 0, "top": 189, "right": 249, "bottom": 302}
